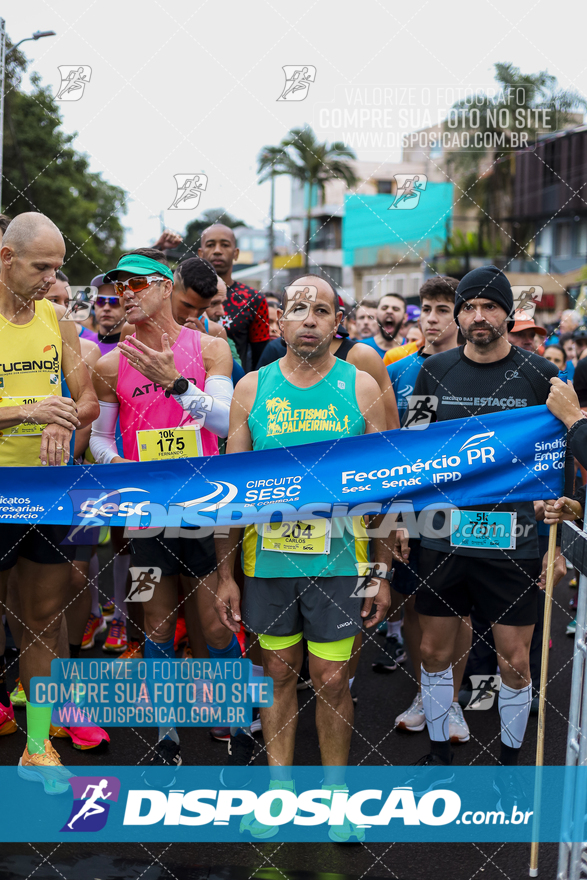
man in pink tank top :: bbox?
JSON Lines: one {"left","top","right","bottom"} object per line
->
{"left": 89, "top": 248, "right": 238, "bottom": 770}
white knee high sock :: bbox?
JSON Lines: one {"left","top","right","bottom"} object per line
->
{"left": 421, "top": 664, "right": 453, "bottom": 742}
{"left": 498, "top": 682, "right": 532, "bottom": 748}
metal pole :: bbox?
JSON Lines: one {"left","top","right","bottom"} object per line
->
{"left": 529, "top": 523, "right": 558, "bottom": 876}
{"left": 557, "top": 571, "right": 587, "bottom": 878}
{"left": 0, "top": 18, "right": 6, "bottom": 211}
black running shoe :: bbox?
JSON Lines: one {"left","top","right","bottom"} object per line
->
{"left": 141, "top": 738, "right": 182, "bottom": 789}
{"left": 227, "top": 730, "right": 255, "bottom": 766}
{"left": 404, "top": 753, "right": 455, "bottom": 796}
{"left": 493, "top": 768, "right": 529, "bottom": 816}
{"left": 219, "top": 731, "right": 256, "bottom": 789}
{"left": 372, "top": 635, "right": 406, "bottom": 673}
{"left": 152, "top": 737, "right": 182, "bottom": 766}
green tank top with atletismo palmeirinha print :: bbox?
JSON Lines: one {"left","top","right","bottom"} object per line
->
{"left": 242, "top": 357, "right": 369, "bottom": 578}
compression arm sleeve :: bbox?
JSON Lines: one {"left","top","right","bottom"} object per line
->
{"left": 89, "top": 400, "right": 120, "bottom": 464}
{"left": 174, "top": 375, "right": 233, "bottom": 438}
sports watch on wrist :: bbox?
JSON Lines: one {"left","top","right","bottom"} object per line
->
{"left": 165, "top": 375, "right": 189, "bottom": 398}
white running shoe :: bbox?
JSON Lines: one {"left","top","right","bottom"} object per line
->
{"left": 448, "top": 701, "right": 470, "bottom": 743}
{"left": 395, "top": 692, "right": 425, "bottom": 732}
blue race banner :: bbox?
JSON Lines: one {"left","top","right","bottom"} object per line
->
{"left": 0, "top": 766, "right": 582, "bottom": 842}
{"left": 0, "top": 406, "right": 566, "bottom": 527}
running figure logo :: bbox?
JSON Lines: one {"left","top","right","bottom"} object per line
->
{"left": 282, "top": 284, "right": 317, "bottom": 321}
{"left": 277, "top": 66, "right": 316, "bottom": 102}
{"left": 352, "top": 562, "right": 390, "bottom": 598}
{"left": 55, "top": 66, "right": 92, "bottom": 101}
{"left": 126, "top": 567, "right": 162, "bottom": 603}
{"left": 169, "top": 174, "right": 208, "bottom": 210}
{"left": 61, "top": 776, "right": 120, "bottom": 832}
{"left": 389, "top": 174, "right": 428, "bottom": 210}
{"left": 465, "top": 674, "right": 502, "bottom": 710}
{"left": 404, "top": 395, "right": 438, "bottom": 429}
{"left": 511, "top": 285, "right": 543, "bottom": 320}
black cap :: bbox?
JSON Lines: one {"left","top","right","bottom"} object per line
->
{"left": 454, "top": 265, "right": 514, "bottom": 327}
{"left": 572, "top": 326, "right": 587, "bottom": 342}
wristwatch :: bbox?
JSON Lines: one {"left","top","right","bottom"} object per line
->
{"left": 165, "top": 375, "right": 189, "bottom": 398}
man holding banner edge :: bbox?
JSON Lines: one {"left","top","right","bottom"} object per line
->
{"left": 409, "top": 266, "right": 572, "bottom": 792}
{"left": 0, "top": 213, "right": 99, "bottom": 788}
{"left": 214, "top": 275, "right": 393, "bottom": 841}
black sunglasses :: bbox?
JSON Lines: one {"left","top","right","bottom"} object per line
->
{"left": 95, "top": 296, "right": 120, "bottom": 308}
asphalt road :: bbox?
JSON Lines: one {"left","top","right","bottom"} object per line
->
{"left": 0, "top": 548, "right": 578, "bottom": 880}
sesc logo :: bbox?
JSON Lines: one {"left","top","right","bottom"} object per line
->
{"left": 61, "top": 776, "right": 120, "bottom": 832}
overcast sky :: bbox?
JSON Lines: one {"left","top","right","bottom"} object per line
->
{"left": 5, "top": 0, "right": 586, "bottom": 251}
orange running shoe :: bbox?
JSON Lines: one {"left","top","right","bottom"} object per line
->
{"left": 82, "top": 611, "right": 107, "bottom": 649}
{"left": 103, "top": 619, "right": 127, "bottom": 653}
{"left": 18, "top": 739, "right": 72, "bottom": 794}
{"left": 119, "top": 639, "right": 142, "bottom": 660}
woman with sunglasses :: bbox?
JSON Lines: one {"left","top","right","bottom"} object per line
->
{"left": 83, "top": 275, "right": 127, "bottom": 355}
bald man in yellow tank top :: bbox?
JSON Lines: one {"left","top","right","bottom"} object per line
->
{"left": 0, "top": 213, "right": 98, "bottom": 790}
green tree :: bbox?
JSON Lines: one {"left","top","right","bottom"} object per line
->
{"left": 180, "top": 208, "right": 245, "bottom": 258}
{"left": 444, "top": 63, "right": 586, "bottom": 257}
{"left": 258, "top": 126, "right": 358, "bottom": 269}
{"left": 2, "top": 42, "right": 127, "bottom": 282}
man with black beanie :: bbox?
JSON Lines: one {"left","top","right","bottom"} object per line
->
{"left": 408, "top": 265, "right": 572, "bottom": 796}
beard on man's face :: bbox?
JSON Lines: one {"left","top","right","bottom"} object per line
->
{"left": 461, "top": 320, "right": 505, "bottom": 346}
{"left": 378, "top": 315, "right": 402, "bottom": 341}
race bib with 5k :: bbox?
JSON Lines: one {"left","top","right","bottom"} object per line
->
{"left": 450, "top": 509, "right": 517, "bottom": 550}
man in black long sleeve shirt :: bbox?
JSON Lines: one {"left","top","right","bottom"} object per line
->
{"left": 198, "top": 225, "right": 269, "bottom": 369}
{"left": 410, "top": 266, "right": 572, "bottom": 780}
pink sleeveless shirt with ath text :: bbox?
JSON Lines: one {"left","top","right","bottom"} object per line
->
{"left": 116, "top": 326, "right": 219, "bottom": 461}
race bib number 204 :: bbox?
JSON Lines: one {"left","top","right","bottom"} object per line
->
{"left": 261, "top": 519, "right": 332, "bottom": 554}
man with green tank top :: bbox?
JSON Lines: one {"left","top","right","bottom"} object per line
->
{"left": 214, "top": 275, "right": 392, "bottom": 842}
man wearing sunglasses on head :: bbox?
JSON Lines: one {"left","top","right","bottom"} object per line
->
{"left": 89, "top": 248, "right": 238, "bottom": 769}
{"left": 83, "top": 275, "right": 127, "bottom": 355}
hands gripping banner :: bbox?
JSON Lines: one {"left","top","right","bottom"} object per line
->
{"left": 0, "top": 406, "right": 567, "bottom": 529}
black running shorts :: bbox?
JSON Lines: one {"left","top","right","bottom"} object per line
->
{"left": 129, "top": 528, "right": 216, "bottom": 579}
{"left": 0, "top": 524, "right": 76, "bottom": 571}
{"left": 414, "top": 548, "right": 541, "bottom": 626}
{"left": 242, "top": 574, "right": 363, "bottom": 642}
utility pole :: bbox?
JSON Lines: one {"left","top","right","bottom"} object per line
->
{"left": 0, "top": 19, "right": 6, "bottom": 210}
{"left": 267, "top": 173, "right": 275, "bottom": 284}
{"left": 0, "top": 27, "right": 56, "bottom": 210}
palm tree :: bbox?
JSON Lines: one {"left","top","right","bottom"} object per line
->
{"left": 444, "top": 63, "right": 586, "bottom": 257}
{"left": 258, "top": 126, "right": 358, "bottom": 270}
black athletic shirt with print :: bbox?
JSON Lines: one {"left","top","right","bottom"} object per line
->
{"left": 412, "top": 344, "right": 573, "bottom": 559}
{"left": 224, "top": 281, "right": 269, "bottom": 369}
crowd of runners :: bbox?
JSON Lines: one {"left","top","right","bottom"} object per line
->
{"left": 0, "top": 210, "right": 586, "bottom": 840}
